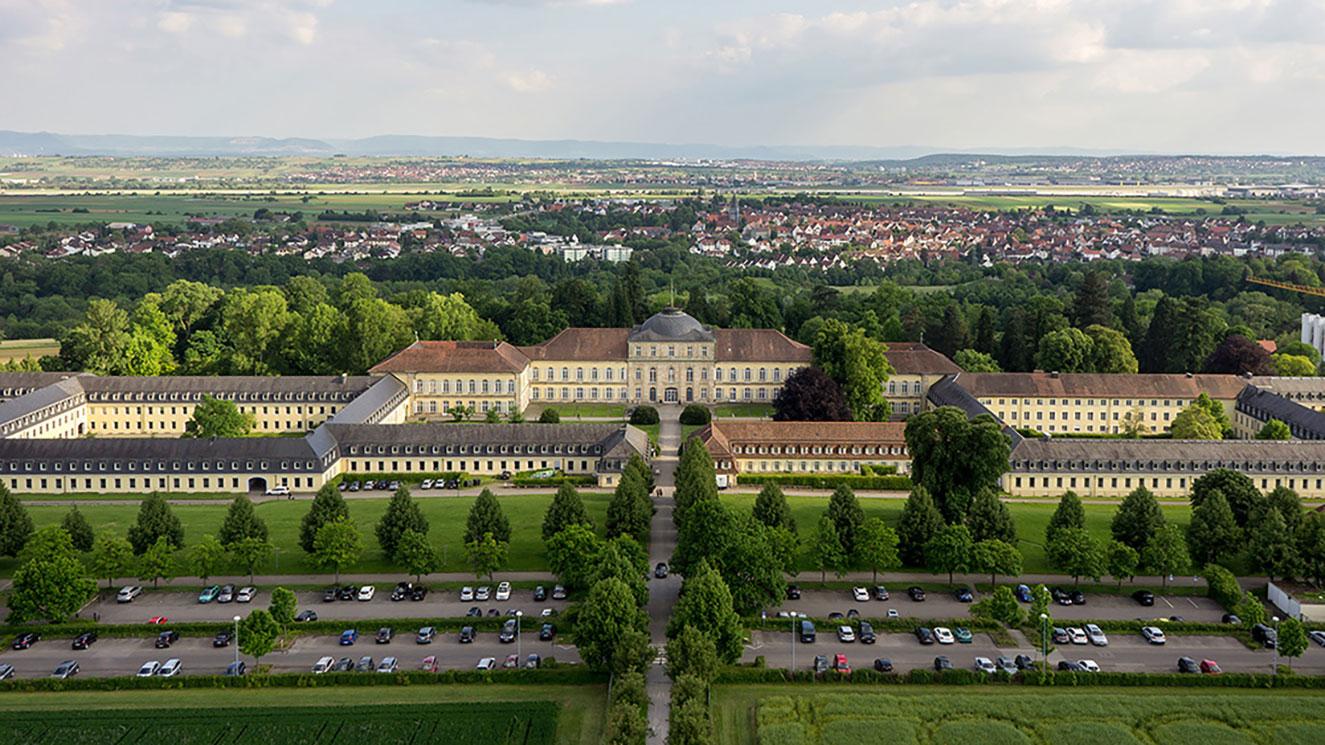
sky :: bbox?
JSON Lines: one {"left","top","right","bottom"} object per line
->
{"left": 2, "top": 0, "right": 1325, "bottom": 154}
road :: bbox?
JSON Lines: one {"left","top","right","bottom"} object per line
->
{"left": 773, "top": 588, "right": 1229, "bottom": 623}
{"left": 0, "top": 630, "right": 578, "bottom": 680}
{"left": 86, "top": 588, "right": 569, "bottom": 625}
{"left": 645, "top": 405, "right": 682, "bottom": 745}
{"left": 742, "top": 629, "right": 1325, "bottom": 675}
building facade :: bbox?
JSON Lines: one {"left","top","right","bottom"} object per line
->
{"left": 697, "top": 420, "right": 910, "bottom": 476}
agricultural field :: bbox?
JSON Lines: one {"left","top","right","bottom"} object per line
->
{"left": 0, "top": 684, "right": 603, "bottom": 744}
{"left": 718, "top": 494, "right": 1199, "bottom": 575}
{"left": 0, "top": 337, "right": 59, "bottom": 364}
{"left": 1, "top": 491, "right": 608, "bottom": 577}
{"left": 713, "top": 686, "right": 1325, "bottom": 745}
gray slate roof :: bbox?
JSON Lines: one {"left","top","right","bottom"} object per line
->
{"left": 1236, "top": 385, "right": 1325, "bottom": 440}
{"left": 0, "top": 376, "right": 85, "bottom": 432}
{"left": 1009, "top": 437, "right": 1325, "bottom": 472}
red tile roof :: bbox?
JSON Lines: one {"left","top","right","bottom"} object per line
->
{"left": 519, "top": 328, "right": 629, "bottom": 361}
{"left": 713, "top": 329, "right": 811, "bottom": 363}
{"left": 369, "top": 341, "right": 529, "bottom": 374}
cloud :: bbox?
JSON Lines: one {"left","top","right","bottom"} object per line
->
{"left": 503, "top": 69, "right": 552, "bottom": 92}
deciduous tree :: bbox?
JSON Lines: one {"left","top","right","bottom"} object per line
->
{"left": 965, "top": 488, "right": 1017, "bottom": 544}
{"left": 90, "top": 531, "right": 134, "bottom": 589}
{"left": 904, "top": 407, "right": 1009, "bottom": 522}
{"left": 218, "top": 494, "right": 268, "bottom": 548}
{"left": 1111, "top": 486, "right": 1165, "bottom": 552}
{"left": 813, "top": 515, "right": 847, "bottom": 584}
{"left": 1142, "top": 524, "right": 1191, "bottom": 587}
{"left": 313, "top": 517, "right": 361, "bottom": 583}
{"left": 378, "top": 486, "right": 430, "bottom": 561}
{"left": 299, "top": 483, "right": 350, "bottom": 554}
{"left": 0, "top": 484, "right": 34, "bottom": 558}
{"left": 897, "top": 486, "right": 945, "bottom": 567}
{"left": 128, "top": 493, "right": 184, "bottom": 555}
{"left": 855, "top": 517, "right": 900, "bottom": 582}
{"left": 138, "top": 535, "right": 175, "bottom": 588}
{"left": 1047, "top": 527, "right": 1104, "bottom": 586}
{"left": 771, "top": 366, "right": 851, "bottom": 421}
{"left": 543, "top": 482, "right": 593, "bottom": 540}
{"left": 1045, "top": 491, "right": 1086, "bottom": 545}
{"left": 1186, "top": 491, "right": 1241, "bottom": 567}
{"left": 752, "top": 483, "right": 795, "bottom": 532}
{"left": 465, "top": 531, "right": 508, "bottom": 580}
{"left": 666, "top": 560, "right": 745, "bottom": 664}
{"left": 184, "top": 395, "right": 255, "bottom": 438}
{"left": 925, "top": 524, "right": 974, "bottom": 585}
{"left": 61, "top": 507, "right": 94, "bottom": 553}
{"left": 8, "top": 526, "right": 95, "bottom": 624}
{"left": 239, "top": 609, "right": 280, "bottom": 668}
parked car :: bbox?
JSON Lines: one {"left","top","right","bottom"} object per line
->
{"left": 475, "top": 586, "right": 491, "bottom": 602}
{"left": 1222, "top": 613, "right": 1242, "bottom": 625}
{"left": 264, "top": 485, "right": 290, "bottom": 497}
{"left": 1177, "top": 656, "right": 1200, "bottom": 674}
{"left": 496, "top": 581, "right": 512, "bottom": 601}
{"left": 375, "top": 627, "right": 394, "bottom": 644}
{"left": 552, "top": 584, "right": 568, "bottom": 600}
{"left": 954, "top": 587, "right": 974, "bottom": 603}
{"left": 525, "top": 654, "right": 542, "bottom": 669}
{"left": 1015, "top": 584, "right": 1032, "bottom": 603}
{"left": 357, "top": 585, "right": 376, "bottom": 602}
{"left": 236, "top": 586, "right": 256, "bottom": 603}
{"left": 460, "top": 586, "right": 475, "bottom": 602}
{"left": 72, "top": 631, "right": 97, "bottom": 650}
{"left": 852, "top": 587, "right": 870, "bottom": 602}
{"left": 217, "top": 584, "right": 236, "bottom": 603}
{"left": 1310, "top": 630, "right": 1325, "bottom": 647}
{"left": 420, "top": 479, "right": 433, "bottom": 490}
{"left": 1052, "top": 627, "right": 1070, "bottom": 644}
{"left": 1085, "top": 624, "right": 1108, "bottom": 646}
{"left": 0, "top": 664, "right": 12, "bottom": 681}
{"left": 786, "top": 585, "right": 801, "bottom": 600}
{"left": 147, "top": 616, "right": 169, "bottom": 625}
{"left": 459, "top": 626, "right": 476, "bottom": 643}
{"left": 1015, "top": 654, "right": 1035, "bottom": 671}
{"left": 1132, "top": 590, "right": 1155, "bottom": 606}
{"left": 420, "top": 655, "right": 438, "bottom": 673}
{"left": 154, "top": 630, "right": 179, "bottom": 649}
{"left": 347, "top": 481, "right": 360, "bottom": 492}
{"left": 137, "top": 660, "right": 161, "bottom": 677}
{"left": 800, "top": 620, "right": 816, "bottom": 643}
{"left": 198, "top": 585, "right": 220, "bottom": 603}
{"left": 812, "top": 655, "right": 829, "bottom": 674}
{"left": 503, "top": 654, "right": 520, "bottom": 669}
{"left": 410, "top": 585, "right": 428, "bottom": 601}
{"left": 953, "top": 627, "right": 973, "bottom": 644}
{"left": 1252, "top": 623, "right": 1278, "bottom": 648}
{"left": 334, "top": 657, "right": 354, "bottom": 673}
{"left": 1057, "top": 660, "right": 1085, "bottom": 672}
{"left": 975, "top": 657, "right": 996, "bottom": 674}
{"left": 836, "top": 625, "right": 856, "bottom": 643}
{"left": 476, "top": 657, "right": 497, "bottom": 671}
{"left": 996, "top": 656, "right": 1018, "bottom": 674}
{"left": 1050, "top": 587, "right": 1073, "bottom": 606}
{"left": 533, "top": 585, "right": 548, "bottom": 602}
{"left": 832, "top": 653, "right": 851, "bottom": 674}
{"left": 340, "top": 629, "right": 359, "bottom": 646}
{"left": 1200, "top": 659, "right": 1222, "bottom": 674}
{"left": 337, "top": 586, "right": 356, "bottom": 601}
{"left": 907, "top": 586, "right": 926, "bottom": 601}
{"left": 356, "top": 656, "right": 375, "bottom": 673}
{"left": 50, "top": 660, "right": 79, "bottom": 679}
{"left": 224, "top": 661, "right": 246, "bottom": 676}
{"left": 323, "top": 587, "right": 339, "bottom": 602}
{"left": 1076, "top": 659, "right": 1100, "bottom": 672}
{"left": 873, "top": 658, "right": 894, "bottom": 672}
{"left": 391, "top": 582, "right": 413, "bottom": 601}
{"left": 212, "top": 630, "right": 233, "bottom": 647}
{"left": 466, "top": 607, "right": 482, "bottom": 617}
{"left": 312, "top": 656, "right": 335, "bottom": 674}
{"left": 159, "top": 658, "right": 182, "bottom": 677}
{"left": 933, "top": 627, "right": 955, "bottom": 645}
{"left": 416, "top": 627, "right": 436, "bottom": 644}
{"left": 376, "top": 657, "right": 399, "bottom": 674}
{"left": 540, "top": 623, "right": 556, "bottom": 641}
{"left": 499, "top": 619, "right": 519, "bottom": 643}
{"left": 1141, "top": 626, "right": 1167, "bottom": 645}
{"left": 296, "top": 610, "right": 319, "bottom": 622}
{"left": 117, "top": 585, "right": 143, "bottom": 603}
{"left": 914, "top": 627, "right": 934, "bottom": 645}
{"left": 933, "top": 656, "right": 952, "bottom": 671}
{"left": 1066, "top": 627, "right": 1088, "bottom": 645}
{"left": 859, "top": 621, "right": 876, "bottom": 644}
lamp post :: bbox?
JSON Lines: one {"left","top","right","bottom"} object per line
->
{"left": 233, "top": 615, "right": 242, "bottom": 668}
{"left": 1272, "top": 615, "right": 1280, "bottom": 676}
{"left": 791, "top": 616, "right": 796, "bottom": 673}
{"left": 1039, "top": 613, "right": 1049, "bottom": 675}
{"left": 516, "top": 611, "right": 523, "bottom": 663}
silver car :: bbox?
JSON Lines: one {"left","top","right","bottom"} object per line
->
{"left": 158, "top": 658, "right": 182, "bottom": 677}
{"left": 1084, "top": 624, "right": 1108, "bottom": 646}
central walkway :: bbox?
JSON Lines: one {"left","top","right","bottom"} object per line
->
{"left": 645, "top": 405, "right": 682, "bottom": 745}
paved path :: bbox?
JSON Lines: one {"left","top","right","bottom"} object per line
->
{"left": 646, "top": 405, "right": 682, "bottom": 745}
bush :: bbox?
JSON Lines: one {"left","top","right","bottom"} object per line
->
{"left": 629, "top": 406, "right": 659, "bottom": 425}
{"left": 679, "top": 405, "right": 711, "bottom": 426}
{"left": 538, "top": 409, "right": 561, "bottom": 424}
{"left": 510, "top": 470, "right": 596, "bottom": 488}
{"left": 736, "top": 473, "right": 912, "bottom": 490}
{"left": 0, "top": 667, "right": 602, "bottom": 693}
{"left": 1203, "top": 564, "right": 1242, "bottom": 610}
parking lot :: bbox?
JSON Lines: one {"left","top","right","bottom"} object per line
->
{"left": 87, "top": 585, "right": 568, "bottom": 625}
{"left": 772, "top": 587, "right": 1228, "bottom": 623}
{"left": 743, "top": 628, "right": 1325, "bottom": 675}
{"left": 0, "top": 629, "right": 578, "bottom": 680}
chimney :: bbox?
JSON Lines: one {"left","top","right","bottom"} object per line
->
{"left": 1050, "top": 371, "right": 1060, "bottom": 379}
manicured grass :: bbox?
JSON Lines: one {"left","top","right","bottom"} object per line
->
{"left": 719, "top": 494, "right": 1195, "bottom": 575}
{"left": 535, "top": 403, "right": 627, "bottom": 419}
{"left": 3, "top": 492, "right": 605, "bottom": 577}
{"left": 712, "top": 403, "right": 774, "bottom": 418}
{"left": 19, "top": 491, "right": 237, "bottom": 501}
{"left": 713, "top": 685, "right": 1325, "bottom": 745}
{"left": 0, "top": 684, "right": 605, "bottom": 745}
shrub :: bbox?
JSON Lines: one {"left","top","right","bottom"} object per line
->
{"left": 1203, "top": 564, "right": 1242, "bottom": 610}
{"left": 629, "top": 406, "right": 659, "bottom": 425}
{"left": 510, "top": 470, "right": 596, "bottom": 488}
{"left": 538, "top": 408, "right": 561, "bottom": 424}
{"left": 679, "top": 405, "right": 711, "bottom": 426}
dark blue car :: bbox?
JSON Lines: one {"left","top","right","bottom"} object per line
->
{"left": 1015, "top": 584, "right": 1033, "bottom": 603}
{"left": 339, "top": 629, "right": 358, "bottom": 646}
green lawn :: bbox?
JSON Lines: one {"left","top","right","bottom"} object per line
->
{"left": 534, "top": 403, "right": 627, "bottom": 419}
{"left": 719, "top": 494, "right": 1197, "bottom": 575}
{"left": 0, "top": 684, "right": 605, "bottom": 745}
{"left": 713, "top": 685, "right": 1325, "bottom": 745}
{"left": 3, "top": 492, "right": 606, "bottom": 577}
{"left": 712, "top": 403, "right": 774, "bottom": 418}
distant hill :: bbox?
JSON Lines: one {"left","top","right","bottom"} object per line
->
{"left": 0, "top": 130, "right": 1148, "bottom": 162}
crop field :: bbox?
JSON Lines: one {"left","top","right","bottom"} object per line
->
{"left": 718, "top": 495, "right": 1198, "bottom": 575}
{"left": 5, "top": 702, "right": 558, "bottom": 744}
{"left": 713, "top": 686, "right": 1325, "bottom": 745}
{"left": 2, "top": 491, "right": 607, "bottom": 577}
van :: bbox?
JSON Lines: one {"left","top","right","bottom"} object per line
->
{"left": 715, "top": 474, "right": 729, "bottom": 490}
{"left": 800, "top": 620, "right": 816, "bottom": 643}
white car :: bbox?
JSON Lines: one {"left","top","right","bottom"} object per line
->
{"left": 837, "top": 625, "right": 856, "bottom": 643}
{"left": 1084, "top": 624, "right": 1108, "bottom": 646}
{"left": 541, "top": 608, "right": 554, "bottom": 617}
{"left": 420, "top": 479, "right": 433, "bottom": 490}
{"left": 357, "top": 585, "right": 376, "bottom": 601}
{"left": 236, "top": 586, "right": 257, "bottom": 603}
{"left": 158, "top": 658, "right": 182, "bottom": 677}
{"left": 265, "top": 485, "right": 290, "bottom": 497}
{"left": 886, "top": 609, "right": 900, "bottom": 619}
{"left": 312, "top": 656, "right": 336, "bottom": 674}
{"left": 934, "top": 627, "right": 955, "bottom": 645}
{"left": 1141, "top": 626, "right": 1167, "bottom": 645}
{"left": 496, "top": 582, "right": 511, "bottom": 601}
{"left": 1077, "top": 659, "right": 1100, "bottom": 672}
{"left": 852, "top": 587, "right": 870, "bottom": 602}
{"left": 117, "top": 585, "right": 143, "bottom": 603}
{"left": 1067, "top": 627, "right": 1088, "bottom": 645}
{"left": 974, "top": 657, "right": 996, "bottom": 674}
{"left": 460, "top": 586, "right": 475, "bottom": 602}
{"left": 376, "top": 656, "right": 399, "bottom": 673}
{"left": 136, "top": 660, "right": 161, "bottom": 677}
{"left": 476, "top": 657, "right": 497, "bottom": 671}
{"left": 476, "top": 586, "right": 491, "bottom": 601}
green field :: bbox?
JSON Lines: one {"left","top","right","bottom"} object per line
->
{"left": 719, "top": 494, "right": 1197, "bottom": 576}
{"left": 537, "top": 403, "right": 627, "bottom": 419}
{"left": 0, "top": 684, "right": 604, "bottom": 745}
{"left": 714, "top": 686, "right": 1325, "bottom": 745}
{"left": 4, "top": 491, "right": 606, "bottom": 577}
{"left": 712, "top": 403, "right": 775, "bottom": 418}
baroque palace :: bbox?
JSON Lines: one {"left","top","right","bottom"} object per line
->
{"left": 6, "top": 308, "right": 1325, "bottom": 498}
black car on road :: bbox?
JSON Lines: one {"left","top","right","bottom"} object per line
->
{"left": 155, "top": 630, "right": 180, "bottom": 649}
{"left": 212, "top": 630, "right": 233, "bottom": 647}
{"left": 907, "top": 586, "right": 926, "bottom": 601}
{"left": 72, "top": 632, "right": 97, "bottom": 650}
{"left": 1132, "top": 590, "right": 1155, "bottom": 606}
{"left": 11, "top": 632, "right": 38, "bottom": 650}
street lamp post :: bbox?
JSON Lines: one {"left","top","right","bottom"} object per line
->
{"left": 791, "top": 617, "right": 796, "bottom": 673}
{"left": 516, "top": 611, "right": 523, "bottom": 663}
{"left": 1039, "top": 613, "right": 1049, "bottom": 677}
{"left": 1272, "top": 615, "right": 1280, "bottom": 676}
{"left": 233, "top": 615, "right": 242, "bottom": 668}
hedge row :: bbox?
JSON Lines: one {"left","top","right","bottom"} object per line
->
{"left": 510, "top": 473, "right": 597, "bottom": 488}
{"left": 0, "top": 666, "right": 603, "bottom": 694}
{"left": 735, "top": 473, "right": 913, "bottom": 490}
{"left": 333, "top": 472, "right": 476, "bottom": 488}
{"left": 715, "top": 666, "right": 1325, "bottom": 689}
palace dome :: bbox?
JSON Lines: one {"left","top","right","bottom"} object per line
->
{"left": 629, "top": 307, "right": 715, "bottom": 343}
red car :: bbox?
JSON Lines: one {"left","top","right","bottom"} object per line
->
{"left": 148, "top": 616, "right": 168, "bottom": 625}
{"left": 832, "top": 653, "right": 851, "bottom": 675}
{"left": 1200, "top": 659, "right": 1222, "bottom": 675}
{"left": 419, "top": 655, "right": 438, "bottom": 673}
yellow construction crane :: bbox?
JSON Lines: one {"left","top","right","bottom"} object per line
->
{"left": 1246, "top": 275, "right": 1325, "bottom": 299}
